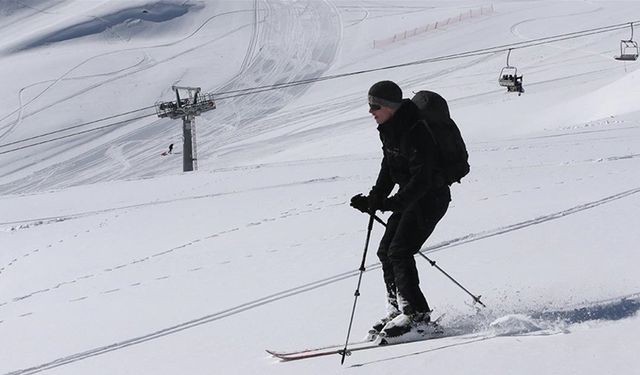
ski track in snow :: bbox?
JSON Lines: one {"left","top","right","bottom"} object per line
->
{"left": 105, "top": 142, "right": 135, "bottom": 171}
{"left": 0, "top": 196, "right": 345, "bottom": 311}
{"left": 348, "top": 294, "right": 640, "bottom": 367}
{"left": 4, "top": 292, "right": 639, "bottom": 375}
{"left": 2, "top": 184, "right": 639, "bottom": 329}
{"left": 0, "top": 0, "right": 342, "bottom": 194}
{"left": 509, "top": 3, "right": 605, "bottom": 42}
{"left": 0, "top": 6, "right": 255, "bottom": 142}
{"left": 425, "top": 185, "right": 640, "bottom": 254}
{"left": 0, "top": 54, "right": 148, "bottom": 141}
{"left": 0, "top": 175, "right": 344, "bottom": 227}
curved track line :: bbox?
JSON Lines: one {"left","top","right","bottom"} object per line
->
{"left": 509, "top": 4, "right": 610, "bottom": 60}
{"left": 0, "top": 0, "right": 343, "bottom": 194}
{"left": 0, "top": 55, "right": 147, "bottom": 140}
{"left": 0, "top": 8, "right": 254, "bottom": 137}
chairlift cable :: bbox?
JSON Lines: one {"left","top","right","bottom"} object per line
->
{"left": 0, "top": 113, "right": 156, "bottom": 156}
{"left": 213, "top": 23, "right": 620, "bottom": 101}
{"left": 0, "top": 106, "right": 156, "bottom": 149}
{"left": 212, "top": 20, "right": 640, "bottom": 100}
{"left": 1, "top": 20, "right": 638, "bottom": 155}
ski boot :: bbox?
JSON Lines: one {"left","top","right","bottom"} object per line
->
{"left": 365, "top": 310, "right": 400, "bottom": 341}
{"left": 377, "top": 311, "right": 443, "bottom": 345}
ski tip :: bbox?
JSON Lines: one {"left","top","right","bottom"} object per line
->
{"left": 266, "top": 350, "right": 290, "bottom": 362}
{"left": 266, "top": 349, "right": 282, "bottom": 358}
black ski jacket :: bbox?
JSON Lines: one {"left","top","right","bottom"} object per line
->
{"left": 370, "top": 99, "right": 449, "bottom": 210}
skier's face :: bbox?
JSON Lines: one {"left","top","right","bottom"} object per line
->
{"left": 369, "top": 104, "right": 395, "bottom": 125}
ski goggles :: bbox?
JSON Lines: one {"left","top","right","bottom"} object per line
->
{"left": 368, "top": 95, "right": 401, "bottom": 110}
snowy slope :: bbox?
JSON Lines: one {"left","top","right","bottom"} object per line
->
{"left": 1, "top": 1, "right": 639, "bottom": 374}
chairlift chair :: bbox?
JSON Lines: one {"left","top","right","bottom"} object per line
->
{"left": 615, "top": 39, "right": 639, "bottom": 61}
{"left": 498, "top": 49, "right": 524, "bottom": 95}
{"left": 614, "top": 23, "right": 639, "bottom": 61}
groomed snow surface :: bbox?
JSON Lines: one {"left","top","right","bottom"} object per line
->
{"left": 1, "top": 1, "right": 639, "bottom": 374}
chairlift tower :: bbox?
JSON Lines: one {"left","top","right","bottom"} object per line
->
{"left": 155, "top": 86, "right": 216, "bottom": 172}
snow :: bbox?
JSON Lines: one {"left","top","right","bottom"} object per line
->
{"left": 1, "top": 1, "right": 639, "bottom": 374}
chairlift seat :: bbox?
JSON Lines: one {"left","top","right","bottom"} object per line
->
{"left": 498, "top": 67, "right": 519, "bottom": 87}
{"left": 615, "top": 39, "right": 639, "bottom": 61}
{"left": 499, "top": 76, "right": 517, "bottom": 87}
{"left": 499, "top": 74, "right": 523, "bottom": 88}
{"left": 615, "top": 53, "right": 638, "bottom": 61}
{"left": 615, "top": 55, "right": 638, "bottom": 61}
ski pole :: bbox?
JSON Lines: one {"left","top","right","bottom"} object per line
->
{"left": 340, "top": 213, "right": 375, "bottom": 365}
{"left": 416, "top": 252, "right": 486, "bottom": 307}
{"left": 371, "top": 213, "right": 486, "bottom": 308}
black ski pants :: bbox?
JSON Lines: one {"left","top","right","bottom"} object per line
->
{"left": 377, "top": 189, "right": 450, "bottom": 315}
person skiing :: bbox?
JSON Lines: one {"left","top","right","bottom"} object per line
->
{"left": 168, "top": 143, "right": 174, "bottom": 154}
{"left": 350, "top": 80, "right": 451, "bottom": 342}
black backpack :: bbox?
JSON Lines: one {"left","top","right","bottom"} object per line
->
{"left": 411, "top": 90, "right": 470, "bottom": 185}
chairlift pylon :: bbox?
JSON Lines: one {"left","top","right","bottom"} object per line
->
{"left": 615, "top": 23, "right": 639, "bottom": 61}
{"left": 498, "top": 49, "right": 524, "bottom": 95}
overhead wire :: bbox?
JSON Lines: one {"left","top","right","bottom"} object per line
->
{"left": 0, "top": 20, "right": 638, "bottom": 155}
{"left": 0, "top": 113, "right": 156, "bottom": 156}
{"left": 0, "top": 105, "right": 156, "bottom": 149}
{"left": 213, "top": 20, "right": 640, "bottom": 100}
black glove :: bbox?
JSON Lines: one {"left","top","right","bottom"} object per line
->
{"left": 350, "top": 193, "right": 370, "bottom": 213}
{"left": 367, "top": 192, "right": 382, "bottom": 213}
{"left": 381, "top": 195, "right": 404, "bottom": 212}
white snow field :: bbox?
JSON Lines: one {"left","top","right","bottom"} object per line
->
{"left": 1, "top": 1, "right": 639, "bottom": 374}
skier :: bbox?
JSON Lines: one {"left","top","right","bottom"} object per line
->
{"left": 168, "top": 143, "right": 174, "bottom": 154}
{"left": 350, "top": 80, "right": 451, "bottom": 342}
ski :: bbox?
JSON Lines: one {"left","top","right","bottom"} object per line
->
{"left": 267, "top": 314, "right": 448, "bottom": 361}
{"left": 267, "top": 332, "right": 447, "bottom": 362}
{"left": 265, "top": 339, "right": 370, "bottom": 358}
